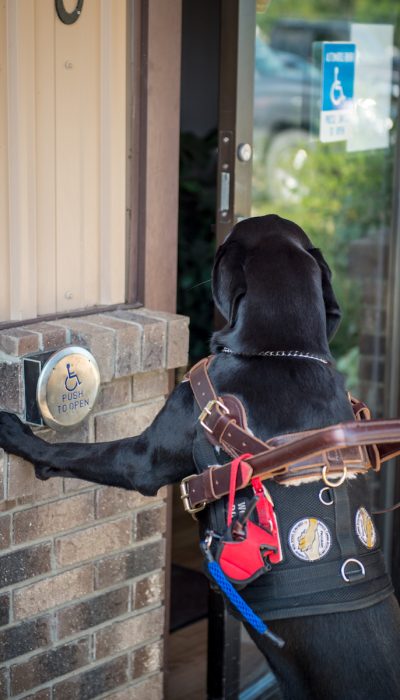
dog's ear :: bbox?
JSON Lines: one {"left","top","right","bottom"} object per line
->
{"left": 309, "top": 248, "right": 341, "bottom": 340}
{"left": 212, "top": 243, "right": 247, "bottom": 326}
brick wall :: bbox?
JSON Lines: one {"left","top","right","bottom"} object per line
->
{"left": 0, "top": 309, "right": 189, "bottom": 699}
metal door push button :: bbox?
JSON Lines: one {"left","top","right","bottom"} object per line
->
{"left": 36, "top": 346, "right": 100, "bottom": 430}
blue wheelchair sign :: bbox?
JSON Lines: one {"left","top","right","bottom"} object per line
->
{"left": 320, "top": 42, "right": 356, "bottom": 143}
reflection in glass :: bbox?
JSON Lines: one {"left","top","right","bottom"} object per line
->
{"left": 252, "top": 6, "right": 399, "bottom": 421}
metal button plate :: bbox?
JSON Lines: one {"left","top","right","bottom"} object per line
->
{"left": 36, "top": 346, "right": 100, "bottom": 430}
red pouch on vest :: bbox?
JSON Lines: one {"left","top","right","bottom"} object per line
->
{"left": 215, "top": 455, "right": 283, "bottom": 586}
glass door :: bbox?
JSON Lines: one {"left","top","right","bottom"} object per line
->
{"left": 252, "top": 2, "right": 400, "bottom": 570}
{"left": 211, "top": 3, "right": 400, "bottom": 696}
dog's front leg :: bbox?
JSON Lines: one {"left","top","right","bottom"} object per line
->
{"left": 0, "top": 381, "right": 197, "bottom": 495}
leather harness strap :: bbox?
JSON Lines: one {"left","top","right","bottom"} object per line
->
{"left": 189, "top": 357, "right": 269, "bottom": 457}
{"left": 181, "top": 357, "right": 400, "bottom": 515}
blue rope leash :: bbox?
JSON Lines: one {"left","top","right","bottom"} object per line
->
{"left": 204, "top": 550, "right": 284, "bottom": 648}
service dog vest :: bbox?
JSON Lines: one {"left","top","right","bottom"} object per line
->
{"left": 189, "top": 363, "right": 393, "bottom": 621}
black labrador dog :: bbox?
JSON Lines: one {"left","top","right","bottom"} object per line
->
{"left": 1, "top": 214, "right": 400, "bottom": 699}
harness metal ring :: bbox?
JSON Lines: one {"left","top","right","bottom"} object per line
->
{"left": 341, "top": 558, "right": 366, "bottom": 582}
{"left": 322, "top": 465, "right": 347, "bottom": 488}
{"left": 319, "top": 487, "right": 333, "bottom": 506}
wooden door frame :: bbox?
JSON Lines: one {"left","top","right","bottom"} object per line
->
{"left": 128, "top": 0, "right": 182, "bottom": 313}
{"left": 127, "top": 2, "right": 183, "bottom": 696}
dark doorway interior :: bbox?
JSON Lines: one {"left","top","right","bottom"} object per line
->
{"left": 176, "top": 0, "right": 220, "bottom": 364}
{"left": 168, "top": 3, "right": 277, "bottom": 699}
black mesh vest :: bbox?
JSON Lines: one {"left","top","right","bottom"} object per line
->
{"left": 193, "top": 423, "right": 393, "bottom": 621}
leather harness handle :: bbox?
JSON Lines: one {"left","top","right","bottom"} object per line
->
{"left": 189, "top": 357, "right": 375, "bottom": 470}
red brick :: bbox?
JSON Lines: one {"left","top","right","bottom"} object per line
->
{"left": 53, "top": 318, "right": 116, "bottom": 383}
{"left": 0, "top": 542, "right": 51, "bottom": 589}
{"left": 24, "top": 690, "right": 51, "bottom": 700}
{"left": 22, "top": 322, "right": 68, "bottom": 351}
{"left": 0, "top": 360, "right": 23, "bottom": 412}
{"left": 10, "top": 637, "right": 90, "bottom": 695}
{"left": 0, "top": 668, "right": 7, "bottom": 700}
{"left": 95, "top": 607, "right": 164, "bottom": 659}
{"left": 95, "top": 377, "right": 132, "bottom": 412}
{"left": 0, "top": 615, "right": 51, "bottom": 662}
{"left": 132, "top": 370, "right": 169, "bottom": 401}
{"left": 111, "top": 310, "right": 166, "bottom": 371}
{"left": 14, "top": 564, "right": 94, "bottom": 620}
{"left": 133, "top": 570, "right": 165, "bottom": 611}
{"left": 0, "top": 593, "right": 10, "bottom": 625}
{"left": 133, "top": 308, "right": 189, "bottom": 369}
{"left": 51, "top": 420, "right": 93, "bottom": 444}
{"left": 129, "top": 673, "right": 163, "bottom": 700}
{"left": 95, "top": 487, "right": 159, "bottom": 519}
{"left": 57, "top": 586, "right": 129, "bottom": 639}
{"left": 13, "top": 492, "right": 95, "bottom": 544}
{"left": 0, "top": 450, "right": 5, "bottom": 502}
{"left": 134, "top": 504, "right": 167, "bottom": 541}
{"left": 63, "top": 478, "right": 97, "bottom": 494}
{"left": 7, "top": 453, "right": 62, "bottom": 501}
{"left": 95, "top": 540, "right": 165, "bottom": 589}
{"left": 103, "top": 687, "right": 135, "bottom": 700}
{"left": 53, "top": 654, "right": 128, "bottom": 699}
{"left": 0, "top": 514, "right": 10, "bottom": 549}
{"left": 86, "top": 315, "right": 142, "bottom": 377}
{"left": 0, "top": 499, "right": 17, "bottom": 513}
{"left": 106, "top": 674, "right": 163, "bottom": 700}
{"left": 0, "top": 328, "right": 40, "bottom": 356}
{"left": 132, "top": 639, "right": 163, "bottom": 678}
{"left": 95, "top": 398, "right": 164, "bottom": 441}
{"left": 55, "top": 517, "right": 132, "bottom": 567}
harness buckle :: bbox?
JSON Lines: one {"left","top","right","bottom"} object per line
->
{"left": 180, "top": 475, "right": 207, "bottom": 519}
{"left": 199, "top": 399, "right": 230, "bottom": 433}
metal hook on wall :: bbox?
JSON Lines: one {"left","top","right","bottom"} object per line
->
{"left": 55, "top": 0, "right": 84, "bottom": 25}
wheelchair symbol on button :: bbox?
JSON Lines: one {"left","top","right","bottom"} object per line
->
{"left": 330, "top": 66, "right": 346, "bottom": 107}
{"left": 65, "top": 363, "right": 82, "bottom": 392}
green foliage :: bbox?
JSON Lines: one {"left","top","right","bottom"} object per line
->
{"left": 257, "top": 0, "right": 400, "bottom": 43}
{"left": 252, "top": 138, "right": 393, "bottom": 383}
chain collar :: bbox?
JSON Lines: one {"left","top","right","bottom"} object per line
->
{"left": 221, "top": 347, "right": 332, "bottom": 366}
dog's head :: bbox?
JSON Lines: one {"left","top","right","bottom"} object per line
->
{"left": 211, "top": 214, "right": 341, "bottom": 354}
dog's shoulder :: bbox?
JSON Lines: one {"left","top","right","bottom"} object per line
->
{"left": 206, "top": 354, "right": 354, "bottom": 442}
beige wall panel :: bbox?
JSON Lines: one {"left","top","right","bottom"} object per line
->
{"left": 143, "top": 0, "right": 182, "bottom": 313}
{"left": 35, "top": 0, "right": 57, "bottom": 315}
{"left": 1, "top": 0, "right": 127, "bottom": 323}
{"left": 0, "top": 0, "right": 10, "bottom": 321}
{"left": 7, "top": 0, "right": 38, "bottom": 320}
{"left": 99, "top": 0, "right": 126, "bottom": 305}
{"left": 55, "top": 0, "right": 101, "bottom": 312}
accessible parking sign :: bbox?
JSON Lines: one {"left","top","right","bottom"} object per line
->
{"left": 319, "top": 42, "right": 356, "bottom": 143}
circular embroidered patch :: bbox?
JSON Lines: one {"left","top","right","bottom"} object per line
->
{"left": 289, "top": 518, "right": 331, "bottom": 562}
{"left": 355, "top": 507, "right": 376, "bottom": 549}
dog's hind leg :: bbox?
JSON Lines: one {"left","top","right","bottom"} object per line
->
{"left": 243, "top": 620, "right": 314, "bottom": 700}
{"left": 245, "top": 595, "right": 400, "bottom": 700}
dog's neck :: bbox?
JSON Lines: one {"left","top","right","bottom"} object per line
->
{"left": 211, "top": 297, "right": 332, "bottom": 359}
{"left": 211, "top": 323, "right": 332, "bottom": 359}
{"left": 220, "top": 347, "right": 333, "bottom": 366}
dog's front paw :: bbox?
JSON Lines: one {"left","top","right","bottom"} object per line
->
{"left": 0, "top": 411, "right": 34, "bottom": 454}
{"left": 34, "top": 465, "right": 51, "bottom": 481}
